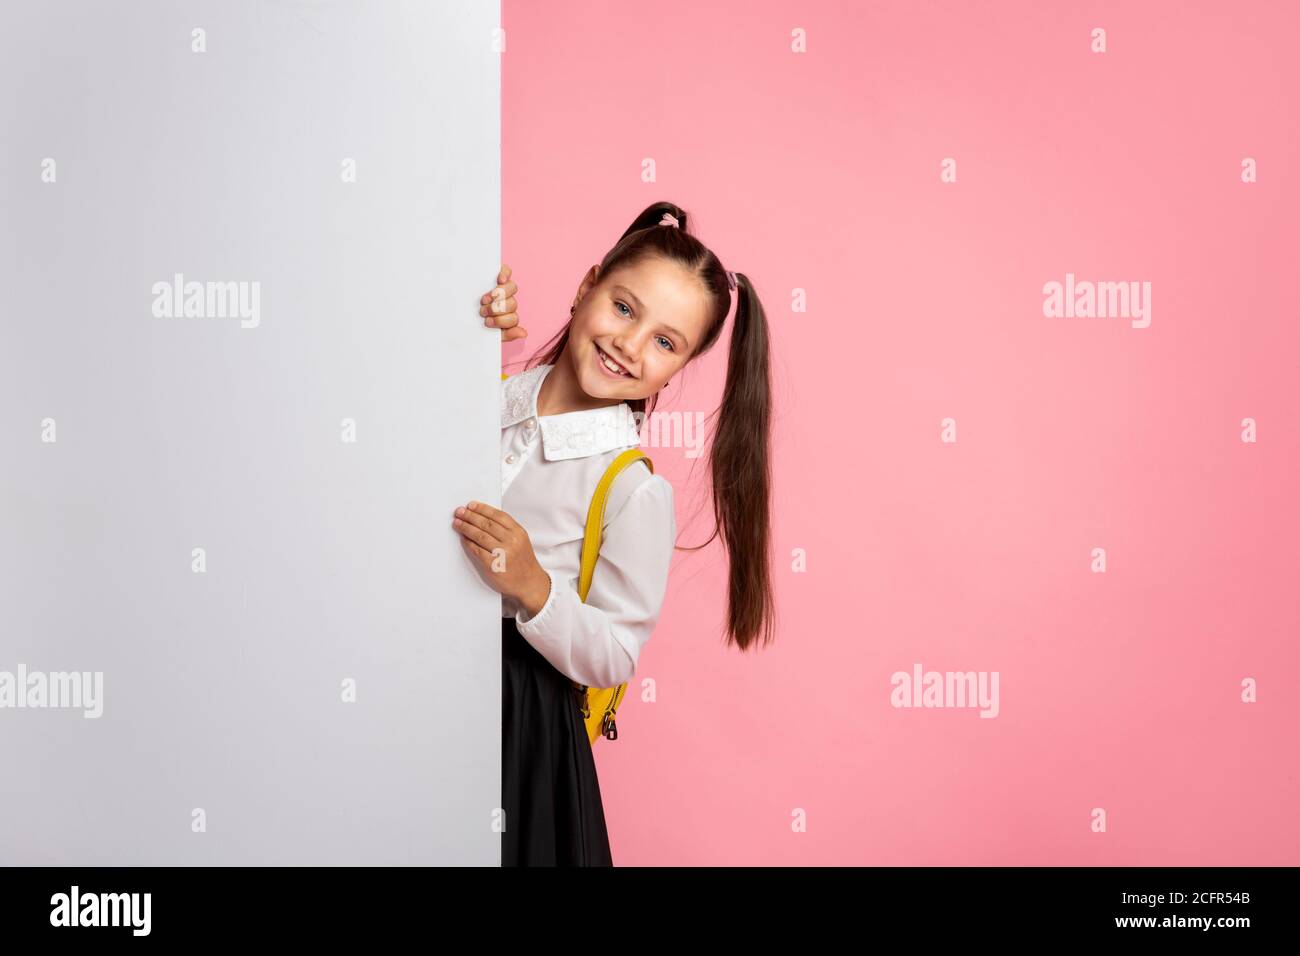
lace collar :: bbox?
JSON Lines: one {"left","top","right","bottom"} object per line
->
{"left": 501, "top": 363, "right": 641, "bottom": 462}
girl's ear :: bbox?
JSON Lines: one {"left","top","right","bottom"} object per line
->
{"left": 571, "top": 265, "right": 601, "bottom": 317}
{"left": 575, "top": 265, "right": 600, "bottom": 300}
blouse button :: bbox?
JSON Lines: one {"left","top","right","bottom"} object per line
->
{"left": 505, "top": 453, "right": 516, "bottom": 464}
{"left": 524, "top": 418, "right": 536, "bottom": 431}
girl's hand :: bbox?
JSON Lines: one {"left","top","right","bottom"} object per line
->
{"left": 452, "top": 500, "right": 551, "bottom": 615}
{"left": 480, "top": 263, "right": 525, "bottom": 342}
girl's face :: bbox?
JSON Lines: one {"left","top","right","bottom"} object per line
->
{"left": 567, "top": 257, "right": 714, "bottom": 401}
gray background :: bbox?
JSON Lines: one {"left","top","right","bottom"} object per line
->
{"left": 0, "top": 0, "right": 502, "bottom": 864}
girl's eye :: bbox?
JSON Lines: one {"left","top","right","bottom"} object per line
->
{"left": 614, "top": 300, "right": 673, "bottom": 350}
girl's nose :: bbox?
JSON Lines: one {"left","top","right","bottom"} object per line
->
{"left": 610, "top": 334, "right": 640, "bottom": 364}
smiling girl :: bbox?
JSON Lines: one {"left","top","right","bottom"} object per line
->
{"left": 452, "top": 201, "right": 775, "bottom": 866}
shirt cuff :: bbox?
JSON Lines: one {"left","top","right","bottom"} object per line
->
{"left": 516, "top": 567, "right": 558, "bottom": 629}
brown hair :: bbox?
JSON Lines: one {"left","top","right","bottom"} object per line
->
{"left": 518, "top": 201, "right": 775, "bottom": 652}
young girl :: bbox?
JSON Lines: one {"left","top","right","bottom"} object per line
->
{"left": 452, "top": 201, "right": 776, "bottom": 866}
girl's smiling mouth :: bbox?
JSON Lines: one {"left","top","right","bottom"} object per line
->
{"left": 594, "top": 343, "right": 635, "bottom": 378}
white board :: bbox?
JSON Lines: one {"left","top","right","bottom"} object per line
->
{"left": 0, "top": 0, "right": 502, "bottom": 865}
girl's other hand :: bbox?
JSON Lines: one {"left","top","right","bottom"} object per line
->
{"left": 452, "top": 501, "right": 551, "bottom": 615}
{"left": 480, "top": 263, "right": 525, "bottom": 342}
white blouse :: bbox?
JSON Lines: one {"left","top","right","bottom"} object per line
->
{"left": 497, "top": 363, "right": 677, "bottom": 688}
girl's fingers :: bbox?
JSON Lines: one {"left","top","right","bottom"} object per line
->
{"left": 460, "top": 502, "right": 513, "bottom": 538}
{"left": 454, "top": 506, "right": 501, "bottom": 539}
{"left": 460, "top": 534, "right": 494, "bottom": 565}
{"left": 455, "top": 503, "right": 522, "bottom": 542}
{"left": 480, "top": 286, "right": 516, "bottom": 303}
{"left": 479, "top": 280, "right": 516, "bottom": 306}
{"left": 482, "top": 291, "right": 517, "bottom": 325}
{"left": 467, "top": 501, "right": 519, "bottom": 533}
{"left": 476, "top": 272, "right": 524, "bottom": 337}
{"left": 453, "top": 516, "right": 497, "bottom": 553}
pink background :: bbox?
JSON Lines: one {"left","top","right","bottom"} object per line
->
{"left": 500, "top": 0, "right": 1300, "bottom": 865}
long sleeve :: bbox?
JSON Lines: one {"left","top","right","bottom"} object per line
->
{"left": 515, "top": 474, "right": 676, "bottom": 688}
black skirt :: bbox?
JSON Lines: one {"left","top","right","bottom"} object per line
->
{"left": 501, "top": 615, "right": 613, "bottom": 866}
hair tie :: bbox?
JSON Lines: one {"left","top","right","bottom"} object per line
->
{"left": 659, "top": 213, "right": 679, "bottom": 228}
{"left": 725, "top": 270, "right": 737, "bottom": 291}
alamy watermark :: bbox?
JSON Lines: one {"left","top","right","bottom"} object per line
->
{"left": 0, "top": 665, "right": 103, "bottom": 718}
{"left": 890, "top": 662, "right": 999, "bottom": 718}
{"left": 152, "top": 273, "right": 260, "bottom": 328}
{"left": 1043, "top": 272, "right": 1151, "bottom": 328}
{"left": 50, "top": 886, "right": 150, "bottom": 936}
{"left": 630, "top": 409, "right": 708, "bottom": 459}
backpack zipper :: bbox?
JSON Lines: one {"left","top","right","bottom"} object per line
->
{"left": 600, "top": 683, "right": 627, "bottom": 740}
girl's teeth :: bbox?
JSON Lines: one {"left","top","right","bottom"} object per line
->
{"left": 599, "top": 347, "right": 629, "bottom": 375}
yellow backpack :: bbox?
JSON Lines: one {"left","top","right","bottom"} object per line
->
{"left": 571, "top": 446, "right": 653, "bottom": 742}
{"left": 502, "top": 372, "right": 651, "bottom": 743}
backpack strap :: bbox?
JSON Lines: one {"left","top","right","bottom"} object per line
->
{"left": 577, "top": 448, "right": 654, "bottom": 602}
{"left": 570, "top": 448, "right": 653, "bottom": 738}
